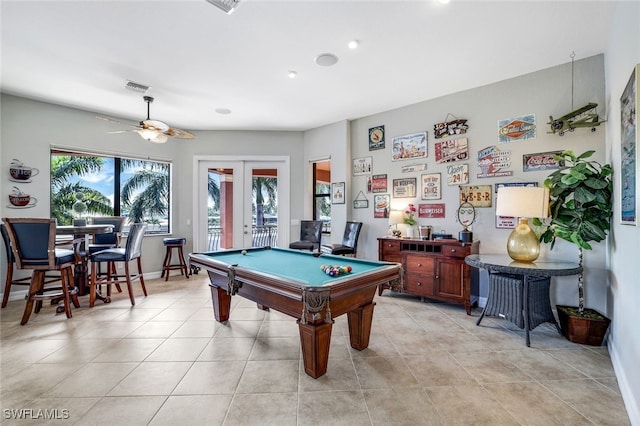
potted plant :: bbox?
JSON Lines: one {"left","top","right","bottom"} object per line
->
{"left": 534, "top": 150, "right": 613, "bottom": 345}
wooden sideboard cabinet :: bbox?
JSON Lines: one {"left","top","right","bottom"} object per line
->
{"left": 378, "top": 237, "right": 480, "bottom": 315}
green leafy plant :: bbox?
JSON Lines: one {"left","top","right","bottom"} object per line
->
{"left": 533, "top": 150, "right": 613, "bottom": 314}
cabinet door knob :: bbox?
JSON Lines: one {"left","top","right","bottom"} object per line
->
{"left": 417, "top": 282, "right": 422, "bottom": 286}
{"left": 417, "top": 263, "right": 422, "bottom": 267}
{"left": 435, "top": 275, "right": 439, "bottom": 279}
{"left": 451, "top": 249, "right": 457, "bottom": 253}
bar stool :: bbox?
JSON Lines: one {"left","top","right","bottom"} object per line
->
{"left": 161, "top": 237, "right": 190, "bottom": 281}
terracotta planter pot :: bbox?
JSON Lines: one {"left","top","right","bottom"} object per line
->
{"left": 557, "top": 305, "right": 610, "bottom": 346}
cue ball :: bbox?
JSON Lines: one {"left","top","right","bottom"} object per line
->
{"left": 241, "top": 250, "right": 247, "bottom": 255}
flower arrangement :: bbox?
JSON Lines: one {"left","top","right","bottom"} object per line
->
{"left": 404, "top": 203, "right": 417, "bottom": 225}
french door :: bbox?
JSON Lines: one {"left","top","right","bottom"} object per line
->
{"left": 193, "top": 156, "right": 290, "bottom": 252}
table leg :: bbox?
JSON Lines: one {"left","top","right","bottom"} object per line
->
{"left": 524, "top": 275, "right": 530, "bottom": 347}
{"left": 298, "top": 320, "right": 333, "bottom": 378}
{"left": 347, "top": 302, "right": 375, "bottom": 350}
{"left": 209, "top": 285, "right": 231, "bottom": 322}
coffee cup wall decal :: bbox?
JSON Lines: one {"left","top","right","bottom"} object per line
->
{"left": 7, "top": 186, "right": 37, "bottom": 208}
{"left": 9, "top": 159, "right": 39, "bottom": 182}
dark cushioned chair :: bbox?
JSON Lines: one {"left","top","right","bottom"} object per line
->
{"left": 321, "top": 221, "right": 363, "bottom": 257}
{"left": 289, "top": 220, "right": 323, "bottom": 252}
{"left": 2, "top": 218, "right": 80, "bottom": 324}
{"left": 1, "top": 223, "right": 31, "bottom": 308}
{"left": 89, "top": 223, "right": 147, "bottom": 307}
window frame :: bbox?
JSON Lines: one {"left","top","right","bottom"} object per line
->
{"left": 50, "top": 147, "right": 173, "bottom": 235}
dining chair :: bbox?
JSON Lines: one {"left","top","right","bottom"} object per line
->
{"left": 289, "top": 220, "right": 323, "bottom": 252}
{"left": 89, "top": 216, "right": 126, "bottom": 294}
{"left": 2, "top": 218, "right": 80, "bottom": 324}
{"left": 1, "top": 223, "right": 31, "bottom": 308}
{"left": 89, "top": 223, "right": 147, "bottom": 307}
{"left": 320, "top": 221, "right": 363, "bottom": 257}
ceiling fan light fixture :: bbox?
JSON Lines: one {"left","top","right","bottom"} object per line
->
{"left": 149, "top": 133, "right": 168, "bottom": 144}
{"left": 206, "top": 0, "right": 240, "bottom": 14}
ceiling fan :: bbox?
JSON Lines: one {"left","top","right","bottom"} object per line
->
{"left": 99, "top": 96, "right": 196, "bottom": 144}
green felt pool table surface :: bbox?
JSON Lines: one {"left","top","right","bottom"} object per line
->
{"left": 191, "top": 246, "right": 391, "bottom": 287}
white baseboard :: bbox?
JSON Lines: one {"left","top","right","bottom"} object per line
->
{"left": 608, "top": 340, "right": 640, "bottom": 425}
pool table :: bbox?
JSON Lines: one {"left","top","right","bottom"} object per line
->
{"left": 189, "top": 247, "right": 402, "bottom": 378}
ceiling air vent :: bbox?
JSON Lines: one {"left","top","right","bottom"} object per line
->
{"left": 124, "top": 80, "right": 151, "bottom": 94}
{"left": 206, "top": 0, "right": 240, "bottom": 14}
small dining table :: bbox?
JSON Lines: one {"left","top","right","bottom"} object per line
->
{"left": 56, "top": 224, "right": 114, "bottom": 297}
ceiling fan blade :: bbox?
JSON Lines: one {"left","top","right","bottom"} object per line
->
{"left": 107, "top": 130, "right": 137, "bottom": 134}
{"left": 165, "top": 128, "right": 196, "bottom": 139}
{"left": 96, "top": 115, "right": 140, "bottom": 129}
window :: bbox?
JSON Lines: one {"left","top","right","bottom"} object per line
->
{"left": 50, "top": 149, "right": 171, "bottom": 234}
{"left": 312, "top": 161, "right": 331, "bottom": 233}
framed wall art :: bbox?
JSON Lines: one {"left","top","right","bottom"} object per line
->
{"left": 421, "top": 173, "right": 441, "bottom": 200}
{"left": 352, "top": 157, "right": 372, "bottom": 175}
{"left": 392, "top": 178, "right": 417, "bottom": 198}
{"left": 621, "top": 64, "right": 638, "bottom": 225}
{"left": 373, "top": 194, "right": 390, "bottom": 218}
{"left": 368, "top": 125, "right": 385, "bottom": 151}
{"left": 391, "top": 131, "right": 427, "bottom": 161}
{"left": 331, "top": 182, "right": 345, "bottom": 204}
{"left": 353, "top": 191, "right": 369, "bottom": 209}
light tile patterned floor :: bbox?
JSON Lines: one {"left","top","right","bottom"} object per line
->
{"left": 0, "top": 273, "right": 630, "bottom": 425}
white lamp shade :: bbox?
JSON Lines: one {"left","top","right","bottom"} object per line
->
{"left": 496, "top": 186, "right": 549, "bottom": 218}
{"left": 388, "top": 210, "right": 404, "bottom": 225}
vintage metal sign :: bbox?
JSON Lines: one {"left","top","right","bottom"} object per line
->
{"left": 368, "top": 174, "right": 387, "bottom": 193}
{"left": 523, "top": 151, "right": 563, "bottom": 172}
{"left": 459, "top": 185, "right": 492, "bottom": 207}
{"left": 498, "top": 114, "right": 536, "bottom": 143}
{"left": 477, "top": 145, "right": 512, "bottom": 178}
{"left": 446, "top": 163, "right": 469, "bottom": 185}
{"left": 435, "top": 138, "right": 469, "bottom": 164}
{"left": 433, "top": 118, "right": 468, "bottom": 139}
{"left": 418, "top": 203, "right": 445, "bottom": 218}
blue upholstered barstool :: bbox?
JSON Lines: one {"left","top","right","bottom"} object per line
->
{"left": 161, "top": 237, "right": 190, "bottom": 281}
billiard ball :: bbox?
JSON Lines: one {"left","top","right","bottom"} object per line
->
{"left": 241, "top": 250, "right": 247, "bottom": 255}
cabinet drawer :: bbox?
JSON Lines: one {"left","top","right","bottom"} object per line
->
{"left": 405, "top": 255, "right": 435, "bottom": 274}
{"left": 442, "top": 245, "right": 469, "bottom": 258}
{"left": 404, "top": 273, "right": 434, "bottom": 296}
{"left": 381, "top": 240, "right": 401, "bottom": 254}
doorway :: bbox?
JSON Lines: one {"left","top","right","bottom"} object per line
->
{"left": 193, "top": 156, "right": 290, "bottom": 252}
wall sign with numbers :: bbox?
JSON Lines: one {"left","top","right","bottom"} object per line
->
{"left": 459, "top": 184, "right": 492, "bottom": 207}
{"left": 446, "top": 163, "right": 469, "bottom": 186}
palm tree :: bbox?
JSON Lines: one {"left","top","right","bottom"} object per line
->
{"left": 253, "top": 177, "right": 277, "bottom": 226}
{"left": 121, "top": 160, "right": 169, "bottom": 225}
{"left": 50, "top": 156, "right": 113, "bottom": 225}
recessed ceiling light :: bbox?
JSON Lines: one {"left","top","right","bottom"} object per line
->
{"left": 288, "top": 71, "right": 298, "bottom": 79}
{"left": 437, "top": 0, "right": 451, "bottom": 4}
{"left": 348, "top": 40, "right": 359, "bottom": 49}
{"left": 314, "top": 53, "right": 339, "bottom": 67}
{"left": 215, "top": 108, "right": 232, "bottom": 115}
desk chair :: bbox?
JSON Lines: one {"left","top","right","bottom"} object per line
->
{"left": 89, "top": 223, "right": 147, "bottom": 307}
{"left": 321, "top": 221, "right": 363, "bottom": 257}
{"left": 2, "top": 218, "right": 80, "bottom": 324}
{"left": 289, "top": 220, "right": 323, "bottom": 252}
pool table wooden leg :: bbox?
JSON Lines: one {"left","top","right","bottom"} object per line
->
{"left": 347, "top": 302, "right": 375, "bottom": 350}
{"left": 209, "top": 285, "right": 231, "bottom": 322}
{"left": 298, "top": 321, "right": 333, "bottom": 378}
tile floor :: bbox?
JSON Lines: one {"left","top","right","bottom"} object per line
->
{"left": 0, "top": 273, "right": 631, "bottom": 425}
